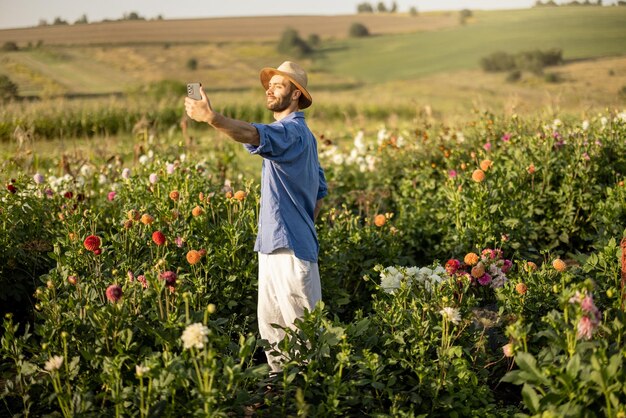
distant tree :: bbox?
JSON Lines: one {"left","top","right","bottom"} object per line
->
{"left": 38, "top": 19, "right": 48, "bottom": 26}
{"left": 349, "top": 22, "right": 370, "bottom": 37}
{"left": 0, "top": 75, "right": 19, "bottom": 102}
{"left": 390, "top": 2, "right": 398, "bottom": 12}
{"left": 186, "top": 58, "right": 198, "bottom": 71}
{"left": 156, "top": 15, "right": 164, "bottom": 20}
{"left": 74, "top": 14, "right": 88, "bottom": 24}
{"left": 307, "top": 33, "right": 321, "bottom": 47}
{"left": 1, "top": 41, "right": 19, "bottom": 51}
{"left": 409, "top": 6, "right": 419, "bottom": 16}
{"left": 534, "top": 0, "right": 543, "bottom": 6}
{"left": 377, "top": 2, "right": 388, "bottom": 12}
{"left": 545, "top": 0, "right": 558, "bottom": 5}
{"left": 124, "top": 12, "right": 144, "bottom": 21}
{"left": 277, "top": 28, "right": 312, "bottom": 58}
{"left": 53, "top": 17, "right": 69, "bottom": 25}
{"left": 357, "top": 3, "right": 374, "bottom": 13}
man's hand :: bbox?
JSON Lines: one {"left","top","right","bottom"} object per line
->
{"left": 184, "top": 84, "right": 214, "bottom": 124}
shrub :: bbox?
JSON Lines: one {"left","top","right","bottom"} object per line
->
{"left": 506, "top": 70, "right": 522, "bottom": 82}
{"left": 0, "top": 74, "right": 19, "bottom": 102}
{"left": 349, "top": 22, "right": 370, "bottom": 38}
{"left": 1, "top": 41, "right": 19, "bottom": 51}
{"left": 480, "top": 51, "right": 516, "bottom": 72}
{"left": 186, "top": 57, "right": 198, "bottom": 71}
{"left": 544, "top": 72, "right": 562, "bottom": 83}
{"left": 357, "top": 2, "right": 374, "bottom": 13}
{"left": 409, "top": 6, "right": 419, "bottom": 16}
{"left": 481, "top": 49, "right": 563, "bottom": 74}
{"left": 277, "top": 28, "right": 313, "bottom": 57}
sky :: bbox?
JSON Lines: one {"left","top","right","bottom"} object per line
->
{"left": 0, "top": 0, "right": 546, "bottom": 30}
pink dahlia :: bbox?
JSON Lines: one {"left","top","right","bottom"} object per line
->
{"left": 159, "top": 271, "right": 177, "bottom": 286}
{"left": 106, "top": 284, "right": 123, "bottom": 303}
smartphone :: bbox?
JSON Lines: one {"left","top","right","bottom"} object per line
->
{"left": 187, "top": 83, "right": 202, "bottom": 100}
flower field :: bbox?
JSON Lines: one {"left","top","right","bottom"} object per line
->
{"left": 2, "top": 110, "right": 626, "bottom": 416}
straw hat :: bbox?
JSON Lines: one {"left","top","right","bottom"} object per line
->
{"left": 260, "top": 61, "right": 312, "bottom": 109}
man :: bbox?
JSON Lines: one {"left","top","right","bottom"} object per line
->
{"left": 184, "top": 61, "right": 327, "bottom": 373}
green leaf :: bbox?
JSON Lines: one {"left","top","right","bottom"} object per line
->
{"left": 515, "top": 352, "right": 549, "bottom": 385}
{"left": 566, "top": 354, "right": 580, "bottom": 379}
{"left": 521, "top": 383, "right": 540, "bottom": 414}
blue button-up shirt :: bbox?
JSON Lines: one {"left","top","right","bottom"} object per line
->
{"left": 244, "top": 111, "right": 328, "bottom": 262}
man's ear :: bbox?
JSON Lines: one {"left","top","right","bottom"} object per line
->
{"left": 292, "top": 89, "right": 301, "bottom": 102}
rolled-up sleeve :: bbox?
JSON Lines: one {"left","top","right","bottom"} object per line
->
{"left": 245, "top": 122, "right": 303, "bottom": 163}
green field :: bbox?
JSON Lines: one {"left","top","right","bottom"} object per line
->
{"left": 319, "top": 7, "right": 626, "bottom": 82}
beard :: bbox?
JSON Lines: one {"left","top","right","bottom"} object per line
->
{"left": 266, "top": 93, "right": 292, "bottom": 112}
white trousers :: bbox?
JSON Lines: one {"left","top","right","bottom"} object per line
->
{"left": 257, "top": 248, "right": 322, "bottom": 373}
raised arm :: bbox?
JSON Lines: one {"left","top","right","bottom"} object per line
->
{"left": 184, "top": 85, "right": 260, "bottom": 146}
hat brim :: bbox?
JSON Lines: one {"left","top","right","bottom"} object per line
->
{"left": 260, "top": 67, "right": 312, "bottom": 109}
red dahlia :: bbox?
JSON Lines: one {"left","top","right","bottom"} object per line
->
{"left": 152, "top": 231, "right": 166, "bottom": 246}
{"left": 7, "top": 184, "right": 17, "bottom": 194}
{"left": 84, "top": 235, "right": 101, "bottom": 252}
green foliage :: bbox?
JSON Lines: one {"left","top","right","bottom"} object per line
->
{"left": 349, "top": 22, "right": 370, "bottom": 38}
{"left": 277, "top": 28, "right": 312, "bottom": 58}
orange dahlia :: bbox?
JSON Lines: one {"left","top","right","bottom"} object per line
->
{"left": 140, "top": 214, "right": 154, "bottom": 225}
{"left": 472, "top": 169, "right": 486, "bottom": 183}
{"left": 234, "top": 190, "right": 247, "bottom": 201}
{"left": 552, "top": 258, "right": 567, "bottom": 272}
{"left": 186, "top": 250, "right": 202, "bottom": 265}
{"left": 464, "top": 252, "right": 479, "bottom": 266}
{"left": 479, "top": 159, "right": 493, "bottom": 171}
{"left": 515, "top": 282, "right": 528, "bottom": 295}
{"left": 471, "top": 263, "right": 485, "bottom": 279}
{"left": 169, "top": 190, "right": 180, "bottom": 201}
{"left": 192, "top": 206, "right": 203, "bottom": 217}
{"left": 374, "top": 214, "right": 386, "bottom": 227}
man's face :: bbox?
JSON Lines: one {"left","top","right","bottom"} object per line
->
{"left": 266, "top": 75, "right": 298, "bottom": 112}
